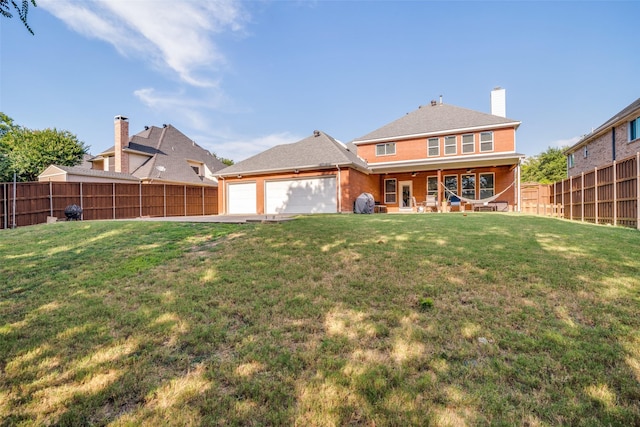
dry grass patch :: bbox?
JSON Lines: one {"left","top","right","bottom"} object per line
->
{"left": 1, "top": 215, "right": 640, "bottom": 425}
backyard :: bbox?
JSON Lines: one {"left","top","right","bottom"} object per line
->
{"left": 1, "top": 214, "right": 639, "bottom": 426}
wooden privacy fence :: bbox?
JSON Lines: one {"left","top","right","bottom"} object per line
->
{"left": 1, "top": 181, "right": 218, "bottom": 229}
{"left": 552, "top": 152, "right": 640, "bottom": 229}
{"left": 520, "top": 183, "right": 564, "bottom": 218}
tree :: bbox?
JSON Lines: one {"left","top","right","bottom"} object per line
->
{"left": 0, "top": 0, "right": 37, "bottom": 34}
{"left": 521, "top": 146, "right": 568, "bottom": 184}
{"left": 0, "top": 114, "right": 87, "bottom": 182}
{"left": 218, "top": 156, "right": 234, "bottom": 166}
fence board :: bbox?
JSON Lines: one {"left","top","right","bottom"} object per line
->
{"left": 0, "top": 181, "right": 218, "bottom": 229}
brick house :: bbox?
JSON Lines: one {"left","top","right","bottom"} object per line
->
{"left": 217, "top": 88, "right": 524, "bottom": 214}
{"left": 40, "top": 116, "right": 226, "bottom": 186}
{"left": 564, "top": 98, "right": 640, "bottom": 177}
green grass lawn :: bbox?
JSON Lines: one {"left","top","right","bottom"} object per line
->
{"left": 1, "top": 214, "right": 639, "bottom": 426}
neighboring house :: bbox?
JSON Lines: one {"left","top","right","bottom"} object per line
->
{"left": 217, "top": 130, "right": 373, "bottom": 214}
{"left": 40, "top": 116, "right": 226, "bottom": 186}
{"left": 217, "top": 88, "right": 524, "bottom": 214}
{"left": 564, "top": 98, "right": 640, "bottom": 177}
{"left": 38, "top": 165, "right": 139, "bottom": 183}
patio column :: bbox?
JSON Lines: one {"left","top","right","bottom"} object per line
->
{"left": 437, "top": 169, "right": 443, "bottom": 212}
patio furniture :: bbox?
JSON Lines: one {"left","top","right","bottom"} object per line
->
{"left": 411, "top": 197, "right": 425, "bottom": 212}
{"left": 425, "top": 195, "right": 438, "bottom": 212}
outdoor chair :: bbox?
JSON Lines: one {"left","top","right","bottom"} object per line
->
{"left": 448, "top": 195, "right": 462, "bottom": 212}
{"left": 411, "top": 197, "right": 425, "bottom": 212}
{"left": 425, "top": 195, "right": 438, "bottom": 212}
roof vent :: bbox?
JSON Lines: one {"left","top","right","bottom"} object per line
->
{"left": 144, "top": 126, "right": 149, "bottom": 130}
{"left": 430, "top": 100, "right": 437, "bottom": 106}
{"left": 313, "top": 130, "right": 320, "bottom": 137}
{"left": 163, "top": 124, "right": 167, "bottom": 128}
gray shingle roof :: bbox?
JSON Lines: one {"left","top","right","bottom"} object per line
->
{"left": 217, "top": 131, "right": 368, "bottom": 176}
{"left": 567, "top": 97, "right": 640, "bottom": 152}
{"left": 97, "top": 125, "right": 226, "bottom": 185}
{"left": 48, "top": 165, "right": 139, "bottom": 181}
{"left": 352, "top": 103, "right": 520, "bottom": 143}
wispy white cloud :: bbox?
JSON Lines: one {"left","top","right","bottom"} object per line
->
{"left": 39, "top": 0, "right": 247, "bottom": 87}
{"left": 196, "top": 132, "right": 302, "bottom": 163}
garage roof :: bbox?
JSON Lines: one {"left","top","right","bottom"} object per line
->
{"left": 217, "top": 130, "right": 369, "bottom": 176}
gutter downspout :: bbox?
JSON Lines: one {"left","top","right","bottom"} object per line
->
{"left": 336, "top": 165, "right": 341, "bottom": 213}
{"left": 612, "top": 127, "right": 616, "bottom": 162}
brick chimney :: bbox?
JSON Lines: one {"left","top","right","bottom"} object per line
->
{"left": 114, "top": 115, "right": 129, "bottom": 173}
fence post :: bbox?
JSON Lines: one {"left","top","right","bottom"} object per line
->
{"left": 637, "top": 152, "right": 640, "bottom": 230}
{"left": 12, "top": 174, "right": 16, "bottom": 228}
{"left": 163, "top": 184, "right": 167, "bottom": 218}
{"left": 80, "top": 182, "right": 84, "bottom": 221}
{"left": 613, "top": 160, "right": 617, "bottom": 227}
{"left": 3, "top": 183, "right": 6, "bottom": 230}
{"left": 581, "top": 172, "right": 584, "bottom": 222}
{"left": 184, "top": 185, "right": 187, "bottom": 216}
{"left": 594, "top": 166, "right": 598, "bottom": 225}
{"left": 202, "top": 186, "right": 205, "bottom": 215}
{"left": 49, "top": 181, "right": 53, "bottom": 217}
{"left": 139, "top": 182, "right": 142, "bottom": 218}
{"left": 113, "top": 182, "right": 116, "bottom": 219}
{"left": 569, "top": 176, "right": 573, "bottom": 221}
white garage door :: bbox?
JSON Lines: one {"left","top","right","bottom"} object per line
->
{"left": 227, "top": 182, "right": 256, "bottom": 214}
{"left": 266, "top": 177, "right": 337, "bottom": 214}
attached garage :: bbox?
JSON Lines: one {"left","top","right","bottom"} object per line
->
{"left": 265, "top": 176, "right": 337, "bottom": 214}
{"left": 227, "top": 182, "right": 257, "bottom": 214}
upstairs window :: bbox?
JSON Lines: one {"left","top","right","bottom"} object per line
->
{"left": 462, "top": 134, "right": 475, "bottom": 154}
{"left": 480, "top": 132, "right": 494, "bottom": 152}
{"left": 427, "top": 137, "right": 439, "bottom": 157}
{"left": 630, "top": 117, "right": 640, "bottom": 142}
{"left": 583, "top": 146, "right": 588, "bottom": 158}
{"left": 444, "top": 136, "right": 457, "bottom": 155}
{"left": 376, "top": 142, "right": 396, "bottom": 156}
{"left": 568, "top": 153, "right": 575, "bottom": 169}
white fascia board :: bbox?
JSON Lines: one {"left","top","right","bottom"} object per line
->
{"left": 367, "top": 152, "right": 524, "bottom": 173}
{"left": 352, "top": 121, "right": 521, "bottom": 145}
{"left": 218, "top": 162, "right": 364, "bottom": 177}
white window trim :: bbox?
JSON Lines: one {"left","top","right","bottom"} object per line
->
{"left": 479, "top": 172, "right": 495, "bottom": 199}
{"left": 427, "top": 137, "right": 439, "bottom": 157}
{"left": 629, "top": 117, "right": 640, "bottom": 142}
{"left": 480, "top": 131, "right": 494, "bottom": 152}
{"left": 384, "top": 178, "right": 397, "bottom": 204}
{"left": 444, "top": 136, "right": 457, "bottom": 156}
{"left": 376, "top": 142, "right": 396, "bottom": 156}
{"left": 443, "top": 174, "right": 458, "bottom": 197}
{"left": 461, "top": 173, "right": 476, "bottom": 199}
{"left": 462, "top": 134, "right": 475, "bottom": 154}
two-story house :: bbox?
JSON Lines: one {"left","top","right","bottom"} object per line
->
{"left": 217, "top": 88, "right": 523, "bottom": 215}
{"left": 39, "top": 116, "right": 226, "bottom": 185}
{"left": 564, "top": 98, "right": 640, "bottom": 177}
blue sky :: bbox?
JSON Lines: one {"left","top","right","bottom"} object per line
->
{"left": 1, "top": 0, "right": 638, "bottom": 162}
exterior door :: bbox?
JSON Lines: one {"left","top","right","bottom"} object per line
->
{"left": 400, "top": 181, "right": 413, "bottom": 209}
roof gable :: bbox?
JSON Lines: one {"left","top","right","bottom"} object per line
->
{"left": 352, "top": 103, "right": 520, "bottom": 144}
{"left": 566, "top": 97, "right": 640, "bottom": 152}
{"left": 97, "top": 124, "right": 226, "bottom": 185}
{"left": 218, "top": 131, "right": 368, "bottom": 176}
